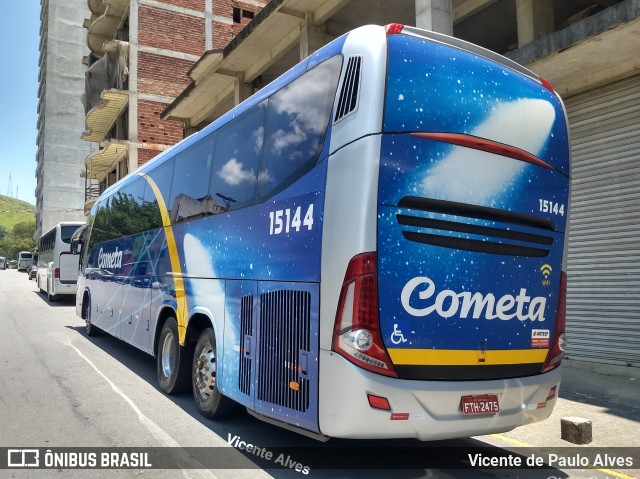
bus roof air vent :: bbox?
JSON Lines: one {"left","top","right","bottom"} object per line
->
{"left": 334, "top": 55, "right": 362, "bottom": 123}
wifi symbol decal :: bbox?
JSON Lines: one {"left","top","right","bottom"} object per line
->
{"left": 540, "top": 264, "right": 552, "bottom": 279}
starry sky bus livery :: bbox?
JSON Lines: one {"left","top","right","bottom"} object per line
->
{"left": 75, "top": 23, "right": 570, "bottom": 441}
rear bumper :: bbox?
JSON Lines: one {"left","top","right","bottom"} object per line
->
{"left": 53, "top": 280, "right": 77, "bottom": 296}
{"left": 318, "top": 349, "right": 561, "bottom": 440}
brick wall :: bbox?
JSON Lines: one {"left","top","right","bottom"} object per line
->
{"left": 212, "top": 21, "right": 234, "bottom": 48}
{"left": 138, "top": 5, "right": 205, "bottom": 56}
{"left": 138, "top": 99, "right": 183, "bottom": 149}
{"left": 138, "top": 52, "right": 193, "bottom": 98}
{"left": 137, "top": 147, "right": 161, "bottom": 166}
{"left": 159, "top": 0, "right": 205, "bottom": 11}
{"left": 213, "top": 0, "right": 266, "bottom": 47}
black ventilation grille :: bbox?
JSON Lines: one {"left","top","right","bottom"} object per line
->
{"left": 397, "top": 215, "right": 553, "bottom": 245}
{"left": 257, "top": 290, "right": 311, "bottom": 412}
{"left": 334, "top": 56, "right": 362, "bottom": 122}
{"left": 238, "top": 294, "right": 253, "bottom": 396}
{"left": 397, "top": 196, "right": 554, "bottom": 257}
{"left": 398, "top": 196, "right": 554, "bottom": 231}
{"left": 402, "top": 231, "right": 549, "bottom": 257}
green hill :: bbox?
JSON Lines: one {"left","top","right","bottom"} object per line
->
{"left": 0, "top": 194, "right": 35, "bottom": 231}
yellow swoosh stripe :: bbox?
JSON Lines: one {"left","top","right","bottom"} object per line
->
{"left": 387, "top": 348, "right": 548, "bottom": 366}
{"left": 138, "top": 173, "right": 189, "bottom": 345}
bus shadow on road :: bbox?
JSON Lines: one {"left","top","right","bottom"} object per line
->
{"left": 32, "top": 289, "right": 77, "bottom": 307}
{"left": 63, "top": 325, "right": 570, "bottom": 478}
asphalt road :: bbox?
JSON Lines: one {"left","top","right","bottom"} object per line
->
{"left": 0, "top": 268, "right": 629, "bottom": 479}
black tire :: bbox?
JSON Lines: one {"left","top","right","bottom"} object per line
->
{"left": 83, "top": 297, "right": 100, "bottom": 337}
{"left": 192, "top": 327, "right": 238, "bottom": 419}
{"left": 47, "top": 285, "right": 57, "bottom": 303}
{"left": 157, "top": 318, "right": 193, "bottom": 395}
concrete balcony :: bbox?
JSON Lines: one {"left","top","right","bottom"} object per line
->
{"left": 84, "top": 140, "right": 129, "bottom": 183}
{"left": 85, "top": 0, "right": 129, "bottom": 55}
{"left": 81, "top": 90, "right": 129, "bottom": 143}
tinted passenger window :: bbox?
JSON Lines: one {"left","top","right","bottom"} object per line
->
{"left": 209, "top": 103, "right": 266, "bottom": 211}
{"left": 109, "top": 178, "right": 147, "bottom": 236}
{"left": 89, "top": 198, "right": 113, "bottom": 249}
{"left": 257, "top": 55, "right": 342, "bottom": 200}
{"left": 146, "top": 157, "right": 175, "bottom": 223}
{"left": 168, "top": 135, "right": 215, "bottom": 223}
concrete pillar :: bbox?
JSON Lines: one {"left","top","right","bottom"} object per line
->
{"left": 516, "top": 0, "right": 554, "bottom": 48}
{"left": 415, "top": 0, "right": 453, "bottom": 35}
{"left": 234, "top": 73, "right": 253, "bottom": 105}
{"left": 128, "top": 0, "right": 138, "bottom": 174}
{"left": 300, "top": 12, "right": 326, "bottom": 59}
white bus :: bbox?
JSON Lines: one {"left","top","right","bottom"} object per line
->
{"left": 17, "top": 251, "right": 34, "bottom": 271}
{"left": 37, "top": 222, "right": 85, "bottom": 302}
{"left": 75, "top": 24, "right": 570, "bottom": 441}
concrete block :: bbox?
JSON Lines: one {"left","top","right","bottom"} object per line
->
{"left": 561, "top": 416, "right": 592, "bottom": 444}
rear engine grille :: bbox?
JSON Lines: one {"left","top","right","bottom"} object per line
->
{"left": 257, "top": 290, "right": 311, "bottom": 412}
{"left": 397, "top": 196, "right": 554, "bottom": 257}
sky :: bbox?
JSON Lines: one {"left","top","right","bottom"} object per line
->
{"left": 0, "top": 3, "right": 40, "bottom": 206}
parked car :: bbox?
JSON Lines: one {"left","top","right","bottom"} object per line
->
{"left": 29, "top": 265, "right": 38, "bottom": 280}
{"left": 0, "top": 257, "right": 6, "bottom": 270}
{"left": 26, "top": 262, "right": 38, "bottom": 279}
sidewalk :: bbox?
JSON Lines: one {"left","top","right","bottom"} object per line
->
{"left": 487, "top": 359, "right": 640, "bottom": 476}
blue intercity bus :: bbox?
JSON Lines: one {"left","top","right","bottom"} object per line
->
{"left": 75, "top": 24, "right": 570, "bottom": 441}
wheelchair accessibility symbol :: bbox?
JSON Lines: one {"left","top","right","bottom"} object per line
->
{"left": 390, "top": 324, "right": 408, "bottom": 345}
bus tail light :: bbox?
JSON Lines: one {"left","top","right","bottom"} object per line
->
{"left": 332, "top": 252, "right": 398, "bottom": 378}
{"left": 384, "top": 23, "right": 404, "bottom": 35}
{"left": 54, "top": 268, "right": 60, "bottom": 279}
{"left": 542, "top": 271, "right": 567, "bottom": 373}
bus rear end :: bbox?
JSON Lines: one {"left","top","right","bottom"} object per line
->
{"left": 322, "top": 25, "right": 569, "bottom": 440}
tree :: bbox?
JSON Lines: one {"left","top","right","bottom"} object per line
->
{"left": 0, "top": 222, "right": 37, "bottom": 259}
{"left": 12, "top": 221, "right": 37, "bottom": 239}
{"left": 0, "top": 225, "right": 8, "bottom": 241}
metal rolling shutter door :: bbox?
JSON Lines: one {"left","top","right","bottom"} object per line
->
{"left": 564, "top": 74, "right": 640, "bottom": 367}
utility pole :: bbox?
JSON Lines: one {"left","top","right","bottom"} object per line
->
{"left": 6, "top": 174, "right": 12, "bottom": 197}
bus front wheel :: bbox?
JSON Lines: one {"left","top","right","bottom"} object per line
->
{"left": 157, "top": 318, "right": 192, "bottom": 395}
{"left": 193, "top": 328, "right": 237, "bottom": 419}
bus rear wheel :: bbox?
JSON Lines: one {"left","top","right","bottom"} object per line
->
{"left": 193, "top": 328, "right": 237, "bottom": 419}
{"left": 157, "top": 317, "right": 192, "bottom": 395}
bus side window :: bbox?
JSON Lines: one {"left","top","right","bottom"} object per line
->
{"left": 257, "top": 55, "right": 342, "bottom": 201}
{"left": 146, "top": 157, "right": 175, "bottom": 225}
{"left": 167, "top": 134, "right": 215, "bottom": 223}
{"left": 110, "top": 178, "right": 148, "bottom": 237}
{"left": 209, "top": 102, "right": 266, "bottom": 211}
{"left": 90, "top": 199, "right": 110, "bottom": 246}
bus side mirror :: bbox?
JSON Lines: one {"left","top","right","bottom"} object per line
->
{"left": 71, "top": 238, "right": 83, "bottom": 255}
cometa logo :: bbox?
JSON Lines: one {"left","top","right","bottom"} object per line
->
{"left": 98, "top": 247, "right": 123, "bottom": 269}
{"left": 401, "top": 276, "right": 547, "bottom": 321}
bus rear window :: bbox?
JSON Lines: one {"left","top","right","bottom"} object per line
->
{"left": 61, "top": 225, "right": 81, "bottom": 243}
{"left": 383, "top": 35, "right": 569, "bottom": 175}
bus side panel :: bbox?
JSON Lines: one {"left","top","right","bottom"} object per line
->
{"left": 173, "top": 187, "right": 325, "bottom": 433}
{"left": 222, "top": 280, "right": 258, "bottom": 410}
